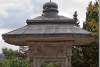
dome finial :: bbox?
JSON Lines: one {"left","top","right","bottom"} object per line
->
{"left": 50, "top": 0, "right": 51, "bottom": 2}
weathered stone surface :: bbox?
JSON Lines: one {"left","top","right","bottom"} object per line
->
{"left": 27, "top": 45, "right": 72, "bottom": 67}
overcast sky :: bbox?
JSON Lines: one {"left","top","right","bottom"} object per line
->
{"left": 0, "top": 0, "right": 96, "bottom": 53}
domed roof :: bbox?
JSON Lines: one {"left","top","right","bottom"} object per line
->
{"left": 42, "top": 2, "right": 58, "bottom": 15}
{"left": 27, "top": 2, "right": 75, "bottom": 24}
{"left": 43, "top": 2, "right": 58, "bottom": 9}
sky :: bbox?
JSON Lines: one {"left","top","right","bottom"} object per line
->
{"left": 0, "top": 0, "right": 96, "bottom": 53}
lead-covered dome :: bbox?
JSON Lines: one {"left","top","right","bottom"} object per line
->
{"left": 43, "top": 2, "right": 58, "bottom": 15}
{"left": 43, "top": 2, "right": 58, "bottom": 9}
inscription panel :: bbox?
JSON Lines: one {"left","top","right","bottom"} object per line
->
{"left": 32, "top": 45, "right": 66, "bottom": 57}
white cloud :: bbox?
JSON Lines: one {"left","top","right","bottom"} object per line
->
{"left": 0, "top": 10, "right": 8, "bottom": 17}
{"left": 0, "top": 0, "right": 33, "bottom": 18}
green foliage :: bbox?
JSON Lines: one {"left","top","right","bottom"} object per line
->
{"left": 0, "top": 48, "right": 30, "bottom": 67}
{"left": 72, "top": 46, "right": 84, "bottom": 67}
{"left": 72, "top": 42, "right": 99, "bottom": 67}
{"left": 2, "top": 48, "right": 18, "bottom": 59}
{"left": 42, "top": 63, "right": 60, "bottom": 67}
{"left": 83, "top": 1, "right": 99, "bottom": 32}
{"left": 0, "top": 58, "right": 30, "bottom": 67}
{"left": 72, "top": 1, "right": 99, "bottom": 67}
{"left": 82, "top": 42, "right": 99, "bottom": 67}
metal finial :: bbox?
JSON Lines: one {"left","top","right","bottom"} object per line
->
{"left": 50, "top": 0, "right": 51, "bottom": 2}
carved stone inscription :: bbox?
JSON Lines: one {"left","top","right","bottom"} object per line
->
{"left": 32, "top": 45, "right": 66, "bottom": 57}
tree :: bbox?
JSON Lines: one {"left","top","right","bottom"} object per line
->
{"left": 0, "top": 48, "right": 30, "bottom": 67}
{"left": 82, "top": 1, "right": 99, "bottom": 67}
{"left": 72, "top": 1, "right": 99, "bottom": 67}
{"left": 83, "top": 1, "right": 99, "bottom": 33}
{"left": 73, "top": 11, "right": 80, "bottom": 26}
{"left": 2, "top": 48, "right": 18, "bottom": 59}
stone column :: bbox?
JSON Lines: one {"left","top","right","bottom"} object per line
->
{"left": 28, "top": 46, "right": 34, "bottom": 67}
{"left": 66, "top": 47, "right": 72, "bottom": 67}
